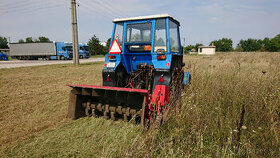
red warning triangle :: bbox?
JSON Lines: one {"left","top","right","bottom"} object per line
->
{"left": 109, "top": 40, "right": 122, "bottom": 54}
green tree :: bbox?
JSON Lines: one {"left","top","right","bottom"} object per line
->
{"left": 267, "top": 34, "right": 280, "bottom": 51}
{"left": 25, "top": 37, "right": 33, "bottom": 43}
{"left": 0, "top": 36, "right": 9, "bottom": 49}
{"left": 262, "top": 37, "right": 270, "bottom": 51}
{"left": 38, "top": 36, "right": 50, "bottom": 42}
{"left": 235, "top": 45, "right": 243, "bottom": 52}
{"left": 106, "top": 38, "right": 111, "bottom": 48}
{"left": 104, "top": 38, "right": 112, "bottom": 54}
{"left": 210, "top": 38, "right": 233, "bottom": 52}
{"left": 274, "top": 34, "right": 280, "bottom": 43}
{"left": 88, "top": 35, "right": 105, "bottom": 55}
{"left": 238, "top": 38, "right": 262, "bottom": 52}
{"left": 184, "top": 45, "right": 195, "bottom": 53}
{"left": 18, "top": 39, "right": 24, "bottom": 43}
{"left": 262, "top": 37, "right": 280, "bottom": 52}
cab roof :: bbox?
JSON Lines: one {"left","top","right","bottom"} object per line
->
{"left": 113, "top": 14, "right": 180, "bottom": 25}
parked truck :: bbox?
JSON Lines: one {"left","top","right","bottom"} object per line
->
{"left": 64, "top": 43, "right": 90, "bottom": 59}
{"left": 9, "top": 42, "right": 73, "bottom": 60}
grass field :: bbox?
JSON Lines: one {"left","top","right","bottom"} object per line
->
{"left": 0, "top": 52, "right": 279, "bottom": 157}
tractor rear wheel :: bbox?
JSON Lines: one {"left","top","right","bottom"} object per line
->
{"left": 169, "top": 63, "right": 183, "bottom": 111}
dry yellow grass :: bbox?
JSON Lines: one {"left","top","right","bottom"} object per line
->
{"left": 0, "top": 62, "right": 103, "bottom": 148}
{"left": 0, "top": 52, "right": 279, "bottom": 157}
{"left": 128, "top": 52, "right": 280, "bottom": 157}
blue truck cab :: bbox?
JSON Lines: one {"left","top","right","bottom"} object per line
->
{"left": 78, "top": 43, "right": 90, "bottom": 59}
{"left": 55, "top": 43, "right": 90, "bottom": 59}
{"left": 49, "top": 42, "right": 73, "bottom": 60}
{"left": 0, "top": 53, "right": 8, "bottom": 61}
{"left": 50, "top": 42, "right": 90, "bottom": 60}
{"left": 103, "top": 14, "right": 184, "bottom": 88}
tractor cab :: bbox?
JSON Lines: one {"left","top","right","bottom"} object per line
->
{"left": 103, "top": 14, "right": 183, "bottom": 88}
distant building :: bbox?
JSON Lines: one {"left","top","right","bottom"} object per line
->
{"left": 198, "top": 46, "right": 216, "bottom": 55}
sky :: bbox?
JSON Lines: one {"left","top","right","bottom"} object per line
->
{"left": 0, "top": 0, "right": 279, "bottom": 47}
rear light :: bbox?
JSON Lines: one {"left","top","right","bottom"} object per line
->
{"left": 108, "top": 55, "right": 116, "bottom": 60}
{"left": 106, "top": 75, "right": 111, "bottom": 82}
{"left": 157, "top": 55, "right": 166, "bottom": 60}
{"left": 158, "top": 75, "right": 164, "bottom": 82}
{"left": 144, "top": 45, "right": 151, "bottom": 51}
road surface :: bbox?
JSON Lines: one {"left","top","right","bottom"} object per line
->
{"left": 0, "top": 58, "right": 105, "bottom": 69}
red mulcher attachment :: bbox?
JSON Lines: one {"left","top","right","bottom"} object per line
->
{"left": 143, "top": 85, "right": 170, "bottom": 127}
{"left": 67, "top": 84, "right": 170, "bottom": 129}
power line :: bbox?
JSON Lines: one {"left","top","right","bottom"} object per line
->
{"left": 91, "top": 0, "right": 124, "bottom": 18}
{"left": 2, "top": 4, "right": 64, "bottom": 15}
{"left": 81, "top": 0, "right": 119, "bottom": 18}
{"left": 0, "top": 0, "right": 66, "bottom": 15}
{"left": 95, "top": 0, "right": 127, "bottom": 17}
{"left": 1, "top": 0, "right": 50, "bottom": 11}
{"left": 77, "top": 2, "right": 113, "bottom": 20}
{"left": 0, "top": 0, "right": 34, "bottom": 10}
{"left": 77, "top": 0, "right": 111, "bottom": 17}
{"left": 0, "top": 0, "right": 34, "bottom": 9}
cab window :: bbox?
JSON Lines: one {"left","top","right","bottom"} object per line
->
{"left": 113, "top": 22, "right": 124, "bottom": 46}
{"left": 169, "top": 20, "right": 180, "bottom": 52}
{"left": 125, "top": 22, "right": 152, "bottom": 52}
{"left": 126, "top": 22, "right": 152, "bottom": 43}
{"left": 154, "top": 19, "right": 167, "bottom": 52}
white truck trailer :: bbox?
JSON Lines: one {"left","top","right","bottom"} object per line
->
{"left": 9, "top": 42, "right": 72, "bottom": 60}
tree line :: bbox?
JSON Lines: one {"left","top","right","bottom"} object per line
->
{"left": 18, "top": 36, "right": 51, "bottom": 43}
{"left": 1, "top": 34, "right": 280, "bottom": 53}
{"left": 184, "top": 34, "right": 280, "bottom": 53}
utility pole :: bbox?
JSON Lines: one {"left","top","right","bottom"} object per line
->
{"left": 71, "top": 0, "right": 79, "bottom": 65}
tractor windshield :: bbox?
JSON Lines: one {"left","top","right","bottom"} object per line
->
{"left": 125, "top": 22, "right": 152, "bottom": 52}
{"left": 126, "top": 22, "right": 152, "bottom": 43}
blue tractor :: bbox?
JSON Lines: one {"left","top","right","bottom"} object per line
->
{"left": 68, "top": 14, "right": 190, "bottom": 128}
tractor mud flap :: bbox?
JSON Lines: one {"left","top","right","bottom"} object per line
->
{"left": 67, "top": 84, "right": 149, "bottom": 122}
